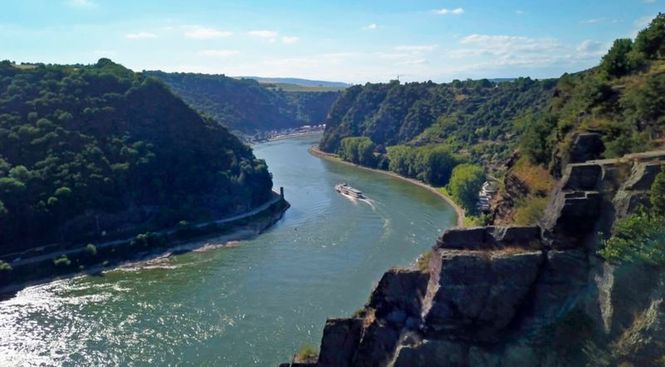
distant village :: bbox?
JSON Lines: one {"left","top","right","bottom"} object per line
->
{"left": 249, "top": 124, "right": 326, "bottom": 143}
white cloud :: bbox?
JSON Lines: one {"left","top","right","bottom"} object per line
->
{"left": 576, "top": 40, "right": 605, "bottom": 54}
{"left": 643, "top": 0, "right": 656, "bottom": 3}
{"left": 363, "top": 23, "right": 378, "bottom": 30}
{"left": 125, "top": 32, "right": 157, "bottom": 40}
{"left": 67, "top": 0, "right": 96, "bottom": 8}
{"left": 394, "top": 45, "right": 437, "bottom": 52}
{"left": 515, "top": 10, "right": 525, "bottom": 15}
{"left": 198, "top": 49, "right": 240, "bottom": 58}
{"left": 281, "top": 36, "right": 300, "bottom": 44}
{"left": 184, "top": 26, "right": 233, "bottom": 39}
{"left": 433, "top": 8, "right": 464, "bottom": 15}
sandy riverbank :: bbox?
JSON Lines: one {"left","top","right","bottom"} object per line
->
{"left": 309, "top": 146, "right": 465, "bottom": 227}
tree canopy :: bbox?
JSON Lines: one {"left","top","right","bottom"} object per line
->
{"left": 0, "top": 59, "right": 273, "bottom": 254}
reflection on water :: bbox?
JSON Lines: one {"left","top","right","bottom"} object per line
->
{"left": 0, "top": 135, "right": 456, "bottom": 366}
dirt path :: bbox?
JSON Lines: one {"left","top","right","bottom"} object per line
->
{"left": 309, "top": 147, "right": 465, "bottom": 227}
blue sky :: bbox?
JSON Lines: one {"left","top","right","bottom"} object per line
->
{"left": 0, "top": 0, "right": 660, "bottom": 83}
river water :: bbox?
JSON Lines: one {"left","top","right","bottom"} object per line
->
{"left": 0, "top": 135, "right": 456, "bottom": 366}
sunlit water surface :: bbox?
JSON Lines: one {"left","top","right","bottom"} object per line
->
{"left": 0, "top": 135, "right": 456, "bottom": 366}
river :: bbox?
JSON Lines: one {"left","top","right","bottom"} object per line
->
{"left": 0, "top": 135, "right": 456, "bottom": 366}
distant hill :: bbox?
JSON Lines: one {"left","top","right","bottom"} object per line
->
{"left": 236, "top": 76, "right": 351, "bottom": 89}
{"left": 147, "top": 71, "right": 339, "bottom": 135}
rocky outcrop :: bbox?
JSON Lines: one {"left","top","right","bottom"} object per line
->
{"left": 281, "top": 150, "right": 665, "bottom": 367}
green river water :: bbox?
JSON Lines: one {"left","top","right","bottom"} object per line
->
{"left": 0, "top": 135, "right": 456, "bottom": 366}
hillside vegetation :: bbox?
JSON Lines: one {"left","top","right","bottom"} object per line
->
{"left": 0, "top": 59, "right": 273, "bottom": 254}
{"left": 519, "top": 13, "right": 665, "bottom": 173}
{"left": 147, "top": 71, "right": 339, "bottom": 135}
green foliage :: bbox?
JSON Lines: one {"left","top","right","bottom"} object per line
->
{"left": 599, "top": 212, "right": 665, "bottom": 266}
{"left": 513, "top": 197, "right": 549, "bottom": 225}
{"left": 520, "top": 113, "right": 558, "bottom": 165}
{"left": 53, "top": 255, "right": 72, "bottom": 267}
{"left": 633, "top": 13, "right": 665, "bottom": 59}
{"left": 600, "top": 168, "right": 665, "bottom": 265}
{"left": 447, "top": 163, "right": 485, "bottom": 213}
{"left": 85, "top": 243, "right": 97, "bottom": 256}
{"left": 320, "top": 78, "right": 554, "bottom": 166}
{"left": 0, "top": 59, "right": 273, "bottom": 254}
{"left": 295, "top": 344, "right": 318, "bottom": 362}
{"left": 601, "top": 39, "right": 635, "bottom": 78}
{"left": 386, "top": 144, "right": 459, "bottom": 186}
{"left": 338, "top": 137, "right": 376, "bottom": 167}
{"left": 463, "top": 213, "right": 491, "bottom": 227}
{"left": 0, "top": 260, "right": 11, "bottom": 271}
{"left": 146, "top": 71, "right": 338, "bottom": 134}
{"left": 650, "top": 167, "right": 665, "bottom": 216}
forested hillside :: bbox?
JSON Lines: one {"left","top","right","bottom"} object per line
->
{"left": 0, "top": 59, "right": 273, "bottom": 254}
{"left": 320, "top": 77, "right": 554, "bottom": 166}
{"left": 520, "top": 13, "right": 665, "bottom": 172}
{"left": 147, "top": 71, "right": 339, "bottom": 135}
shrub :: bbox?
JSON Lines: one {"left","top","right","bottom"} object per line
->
{"left": 53, "top": 255, "right": 72, "bottom": 267}
{"left": 601, "top": 39, "right": 635, "bottom": 78}
{"left": 599, "top": 212, "right": 665, "bottom": 266}
{"left": 294, "top": 344, "right": 318, "bottom": 363}
{"left": 85, "top": 243, "right": 97, "bottom": 256}
{"left": 0, "top": 260, "right": 12, "bottom": 271}
{"left": 513, "top": 197, "right": 550, "bottom": 225}
{"left": 651, "top": 167, "right": 665, "bottom": 216}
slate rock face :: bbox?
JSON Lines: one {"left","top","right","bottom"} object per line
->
{"left": 422, "top": 250, "right": 544, "bottom": 342}
{"left": 435, "top": 226, "right": 542, "bottom": 251}
{"left": 392, "top": 339, "right": 467, "bottom": 367}
{"left": 568, "top": 132, "right": 605, "bottom": 164}
{"left": 317, "top": 318, "right": 363, "bottom": 367}
{"left": 368, "top": 269, "right": 429, "bottom": 324}
{"left": 280, "top": 150, "right": 665, "bottom": 367}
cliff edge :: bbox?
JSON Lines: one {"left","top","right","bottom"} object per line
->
{"left": 282, "top": 151, "right": 665, "bottom": 367}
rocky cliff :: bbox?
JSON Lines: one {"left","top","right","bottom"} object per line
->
{"left": 281, "top": 151, "right": 665, "bottom": 367}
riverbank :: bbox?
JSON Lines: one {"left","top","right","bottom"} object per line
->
{"left": 0, "top": 192, "right": 290, "bottom": 296}
{"left": 309, "top": 146, "right": 465, "bottom": 227}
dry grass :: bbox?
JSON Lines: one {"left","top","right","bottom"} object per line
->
{"left": 512, "top": 158, "right": 556, "bottom": 196}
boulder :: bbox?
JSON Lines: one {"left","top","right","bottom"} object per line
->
{"left": 317, "top": 318, "right": 363, "bottom": 367}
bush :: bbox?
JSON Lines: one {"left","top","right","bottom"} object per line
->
{"left": 513, "top": 197, "right": 549, "bottom": 225}
{"left": 53, "top": 255, "right": 72, "bottom": 267}
{"left": 601, "top": 39, "right": 635, "bottom": 78}
{"left": 651, "top": 167, "right": 665, "bottom": 216}
{"left": 599, "top": 212, "right": 665, "bottom": 266}
{"left": 85, "top": 243, "right": 97, "bottom": 256}
{"left": 0, "top": 260, "right": 12, "bottom": 271}
{"left": 294, "top": 344, "right": 318, "bottom": 363}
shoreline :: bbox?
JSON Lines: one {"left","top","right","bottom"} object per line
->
{"left": 0, "top": 194, "right": 289, "bottom": 296}
{"left": 309, "top": 146, "right": 465, "bottom": 227}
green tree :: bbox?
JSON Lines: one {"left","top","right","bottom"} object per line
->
{"left": 447, "top": 163, "right": 485, "bottom": 213}
{"left": 651, "top": 167, "right": 665, "bottom": 216}
{"left": 633, "top": 13, "right": 665, "bottom": 59}
{"left": 601, "top": 39, "right": 634, "bottom": 77}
